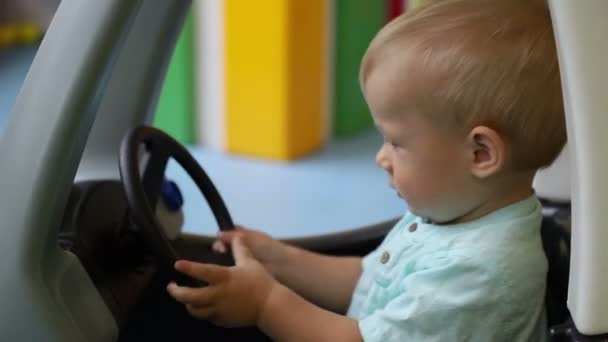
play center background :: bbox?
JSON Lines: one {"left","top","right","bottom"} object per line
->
{"left": 0, "top": 0, "right": 426, "bottom": 238}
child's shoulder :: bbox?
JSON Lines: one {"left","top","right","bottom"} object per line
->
{"left": 399, "top": 195, "right": 545, "bottom": 270}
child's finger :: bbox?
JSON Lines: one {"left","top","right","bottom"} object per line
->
{"left": 174, "top": 260, "right": 228, "bottom": 284}
{"left": 212, "top": 240, "right": 227, "bottom": 253}
{"left": 217, "top": 230, "right": 244, "bottom": 244}
{"left": 166, "top": 282, "right": 216, "bottom": 306}
{"left": 234, "top": 225, "right": 252, "bottom": 232}
{"left": 231, "top": 235, "right": 254, "bottom": 265}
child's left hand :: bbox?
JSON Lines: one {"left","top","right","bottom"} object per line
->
{"left": 166, "top": 235, "right": 277, "bottom": 328}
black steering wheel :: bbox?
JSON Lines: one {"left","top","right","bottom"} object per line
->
{"left": 118, "top": 125, "right": 234, "bottom": 270}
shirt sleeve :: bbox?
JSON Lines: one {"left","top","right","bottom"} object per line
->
{"left": 358, "top": 254, "right": 507, "bottom": 342}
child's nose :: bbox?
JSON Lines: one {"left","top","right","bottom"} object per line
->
{"left": 376, "top": 144, "right": 392, "bottom": 172}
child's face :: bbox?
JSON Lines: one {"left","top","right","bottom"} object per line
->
{"left": 364, "top": 66, "right": 482, "bottom": 223}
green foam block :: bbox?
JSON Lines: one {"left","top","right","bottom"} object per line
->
{"left": 154, "top": 12, "right": 194, "bottom": 144}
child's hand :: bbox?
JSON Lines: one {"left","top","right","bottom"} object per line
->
{"left": 167, "top": 235, "right": 277, "bottom": 328}
{"left": 212, "top": 226, "right": 286, "bottom": 276}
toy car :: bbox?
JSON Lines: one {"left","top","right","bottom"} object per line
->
{"left": 0, "top": 1, "right": 605, "bottom": 341}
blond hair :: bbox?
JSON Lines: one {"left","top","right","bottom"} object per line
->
{"left": 361, "top": 0, "right": 566, "bottom": 170}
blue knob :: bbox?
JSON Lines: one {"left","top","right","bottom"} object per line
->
{"left": 160, "top": 179, "right": 183, "bottom": 211}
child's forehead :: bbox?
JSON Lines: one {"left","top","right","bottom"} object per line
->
{"left": 365, "top": 56, "right": 436, "bottom": 115}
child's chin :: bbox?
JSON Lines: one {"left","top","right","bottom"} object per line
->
{"left": 406, "top": 204, "right": 419, "bottom": 215}
{"left": 406, "top": 206, "right": 430, "bottom": 220}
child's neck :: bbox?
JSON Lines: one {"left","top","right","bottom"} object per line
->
{"left": 442, "top": 172, "right": 536, "bottom": 225}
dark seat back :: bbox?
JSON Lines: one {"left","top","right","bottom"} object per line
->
{"left": 539, "top": 200, "right": 571, "bottom": 328}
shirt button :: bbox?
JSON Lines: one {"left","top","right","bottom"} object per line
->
{"left": 380, "top": 251, "right": 390, "bottom": 264}
{"left": 408, "top": 222, "right": 418, "bottom": 232}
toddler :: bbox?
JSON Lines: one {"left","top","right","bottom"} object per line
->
{"left": 167, "top": 0, "right": 566, "bottom": 340}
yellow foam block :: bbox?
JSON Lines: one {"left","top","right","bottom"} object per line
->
{"left": 0, "top": 23, "right": 42, "bottom": 47}
{"left": 18, "top": 23, "right": 42, "bottom": 44}
{"left": 224, "top": 0, "right": 327, "bottom": 160}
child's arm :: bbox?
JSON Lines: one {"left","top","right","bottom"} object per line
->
{"left": 273, "top": 245, "right": 362, "bottom": 314}
{"left": 215, "top": 228, "right": 362, "bottom": 313}
{"left": 168, "top": 236, "right": 363, "bottom": 341}
{"left": 259, "top": 281, "right": 363, "bottom": 342}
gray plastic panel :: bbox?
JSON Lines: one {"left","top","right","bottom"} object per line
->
{"left": 76, "top": 0, "right": 192, "bottom": 182}
{"left": 0, "top": 0, "right": 190, "bottom": 341}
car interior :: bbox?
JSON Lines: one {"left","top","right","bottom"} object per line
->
{"left": 1, "top": 0, "right": 606, "bottom": 341}
{"left": 54, "top": 123, "right": 573, "bottom": 341}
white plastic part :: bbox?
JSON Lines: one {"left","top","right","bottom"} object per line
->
{"left": 156, "top": 199, "right": 185, "bottom": 241}
{"left": 533, "top": 144, "right": 570, "bottom": 202}
{"left": 549, "top": 0, "right": 608, "bottom": 335}
{"left": 196, "top": 0, "right": 226, "bottom": 150}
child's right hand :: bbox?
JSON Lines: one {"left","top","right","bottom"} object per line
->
{"left": 212, "top": 226, "right": 287, "bottom": 277}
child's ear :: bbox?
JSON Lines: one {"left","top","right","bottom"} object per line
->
{"left": 466, "top": 126, "right": 506, "bottom": 178}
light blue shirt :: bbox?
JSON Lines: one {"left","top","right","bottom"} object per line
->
{"left": 347, "top": 195, "right": 547, "bottom": 341}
